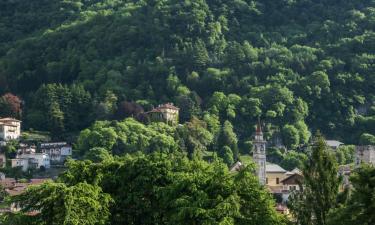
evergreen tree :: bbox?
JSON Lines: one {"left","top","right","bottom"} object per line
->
{"left": 289, "top": 133, "right": 340, "bottom": 225}
{"left": 217, "top": 120, "right": 239, "bottom": 161}
{"left": 328, "top": 165, "right": 375, "bottom": 225}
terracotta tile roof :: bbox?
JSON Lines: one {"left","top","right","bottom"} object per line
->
{"left": 3, "top": 179, "right": 50, "bottom": 196}
{"left": 146, "top": 103, "right": 179, "bottom": 114}
{"left": 0, "top": 178, "right": 16, "bottom": 188}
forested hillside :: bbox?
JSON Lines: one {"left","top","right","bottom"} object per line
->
{"left": 0, "top": 0, "right": 374, "bottom": 145}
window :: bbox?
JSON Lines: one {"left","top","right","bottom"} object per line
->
{"left": 276, "top": 178, "right": 280, "bottom": 184}
{"left": 266, "top": 178, "right": 268, "bottom": 184}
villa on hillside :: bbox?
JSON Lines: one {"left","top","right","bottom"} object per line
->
{"left": 0, "top": 118, "right": 21, "bottom": 141}
{"left": 146, "top": 103, "right": 179, "bottom": 125}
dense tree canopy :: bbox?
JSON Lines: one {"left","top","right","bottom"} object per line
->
{"left": 328, "top": 165, "right": 375, "bottom": 225}
{"left": 0, "top": 0, "right": 373, "bottom": 144}
{"left": 2, "top": 153, "right": 288, "bottom": 225}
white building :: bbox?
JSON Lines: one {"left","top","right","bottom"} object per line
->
{"left": 40, "top": 142, "right": 72, "bottom": 163}
{"left": 356, "top": 145, "right": 375, "bottom": 166}
{"left": 11, "top": 153, "right": 50, "bottom": 171}
{"left": 326, "top": 140, "right": 344, "bottom": 150}
{"left": 0, "top": 118, "right": 21, "bottom": 141}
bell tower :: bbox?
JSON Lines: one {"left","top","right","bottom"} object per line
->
{"left": 253, "top": 122, "right": 267, "bottom": 185}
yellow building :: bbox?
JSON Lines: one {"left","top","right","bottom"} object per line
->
{"left": 266, "top": 163, "right": 287, "bottom": 192}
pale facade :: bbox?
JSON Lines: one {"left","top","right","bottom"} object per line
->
{"left": 0, "top": 118, "right": 21, "bottom": 141}
{"left": 147, "top": 103, "right": 179, "bottom": 125}
{"left": 11, "top": 158, "right": 29, "bottom": 171}
{"left": 356, "top": 145, "right": 375, "bottom": 166}
{"left": 11, "top": 153, "right": 50, "bottom": 171}
{"left": 253, "top": 123, "right": 267, "bottom": 185}
{"left": 40, "top": 142, "right": 72, "bottom": 163}
{"left": 266, "top": 164, "right": 287, "bottom": 189}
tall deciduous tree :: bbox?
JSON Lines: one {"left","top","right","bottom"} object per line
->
{"left": 6, "top": 182, "right": 112, "bottom": 225}
{"left": 217, "top": 120, "right": 239, "bottom": 161}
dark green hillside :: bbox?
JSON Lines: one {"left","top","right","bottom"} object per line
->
{"left": 0, "top": 0, "right": 374, "bottom": 144}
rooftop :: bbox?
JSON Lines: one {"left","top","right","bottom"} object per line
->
{"left": 326, "top": 140, "right": 344, "bottom": 148}
{"left": 266, "top": 163, "right": 287, "bottom": 173}
{"left": 148, "top": 103, "right": 179, "bottom": 113}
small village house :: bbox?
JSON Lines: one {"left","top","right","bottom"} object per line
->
{"left": 11, "top": 153, "right": 50, "bottom": 171}
{"left": 280, "top": 170, "right": 303, "bottom": 202}
{"left": 265, "top": 163, "right": 288, "bottom": 193}
{"left": 40, "top": 142, "right": 72, "bottom": 164}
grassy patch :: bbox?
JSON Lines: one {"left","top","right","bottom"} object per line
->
{"left": 21, "top": 131, "right": 51, "bottom": 142}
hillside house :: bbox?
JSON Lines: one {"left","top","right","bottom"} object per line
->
{"left": 11, "top": 153, "right": 50, "bottom": 171}
{"left": 18, "top": 143, "right": 36, "bottom": 154}
{"left": 146, "top": 103, "right": 179, "bottom": 125}
{"left": 0, "top": 118, "right": 21, "bottom": 141}
{"left": 266, "top": 163, "right": 288, "bottom": 193}
{"left": 40, "top": 142, "right": 72, "bottom": 164}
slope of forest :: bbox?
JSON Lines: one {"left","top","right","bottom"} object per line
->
{"left": 0, "top": 0, "right": 374, "bottom": 145}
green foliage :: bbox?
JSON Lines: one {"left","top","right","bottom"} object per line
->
{"left": 76, "top": 118, "right": 179, "bottom": 155}
{"left": 335, "top": 145, "right": 355, "bottom": 165}
{"left": 0, "top": 184, "right": 7, "bottom": 202}
{"left": 1, "top": 140, "right": 18, "bottom": 158}
{"left": 281, "top": 125, "right": 300, "bottom": 149}
{"left": 359, "top": 133, "right": 375, "bottom": 145}
{"left": 280, "top": 151, "right": 308, "bottom": 171}
{"left": 7, "top": 182, "right": 112, "bottom": 225}
{"left": 58, "top": 153, "right": 287, "bottom": 225}
{"left": 217, "top": 120, "right": 239, "bottom": 161}
{"left": 26, "top": 84, "right": 93, "bottom": 138}
{"left": 328, "top": 165, "right": 375, "bottom": 225}
{"left": 289, "top": 134, "right": 340, "bottom": 225}
{"left": 220, "top": 145, "right": 234, "bottom": 166}
{"left": 179, "top": 117, "right": 214, "bottom": 158}
{"left": 0, "top": 0, "right": 374, "bottom": 145}
{"left": 84, "top": 147, "right": 113, "bottom": 163}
